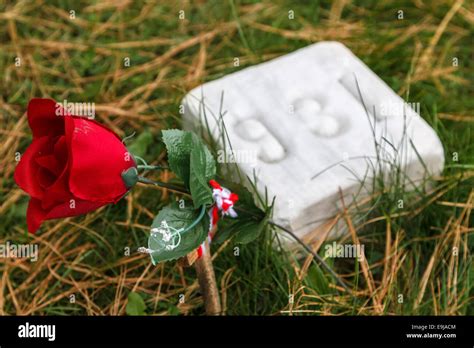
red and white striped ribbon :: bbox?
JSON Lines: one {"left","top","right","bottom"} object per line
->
{"left": 196, "top": 180, "right": 239, "bottom": 258}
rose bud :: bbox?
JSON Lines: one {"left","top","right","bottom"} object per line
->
{"left": 14, "top": 98, "right": 137, "bottom": 233}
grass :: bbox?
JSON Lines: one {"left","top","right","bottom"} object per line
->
{"left": 0, "top": 0, "right": 472, "bottom": 315}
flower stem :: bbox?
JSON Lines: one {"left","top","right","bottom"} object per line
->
{"left": 137, "top": 176, "right": 189, "bottom": 195}
{"left": 194, "top": 240, "right": 221, "bottom": 315}
{"left": 137, "top": 164, "right": 169, "bottom": 171}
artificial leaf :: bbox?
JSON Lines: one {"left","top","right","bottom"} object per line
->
{"left": 148, "top": 203, "right": 209, "bottom": 264}
{"left": 126, "top": 292, "right": 146, "bottom": 315}
{"left": 162, "top": 130, "right": 215, "bottom": 194}
{"left": 213, "top": 220, "right": 238, "bottom": 244}
{"left": 216, "top": 177, "right": 265, "bottom": 218}
{"left": 162, "top": 129, "right": 194, "bottom": 186}
{"left": 211, "top": 177, "right": 267, "bottom": 244}
{"left": 189, "top": 140, "right": 215, "bottom": 208}
{"left": 233, "top": 214, "right": 269, "bottom": 244}
{"left": 195, "top": 134, "right": 216, "bottom": 182}
{"left": 214, "top": 213, "right": 269, "bottom": 245}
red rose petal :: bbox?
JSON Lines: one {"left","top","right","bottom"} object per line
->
{"left": 67, "top": 117, "right": 135, "bottom": 203}
{"left": 26, "top": 198, "right": 48, "bottom": 233}
{"left": 34, "top": 135, "right": 68, "bottom": 177}
{"left": 14, "top": 136, "right": 52, "bottom": 199}
{"left": 53, "top": 135, "right": 68, "bottom": 164}
{"left": 46, "top": 198, "right": 106, "bottom": 220}
{"left": 27, "top": 195, "right": 108, "bottom": 233}
{"left": 27, "top": 98, "right": 64, "bottom": 138}
{"left": 37, "top": 166, "right": 56, "bottom": 189}
{"left": 40, "top": 135, "right": 71, "bottom": 210}
{"left": 35, "top": 155, "right": 62, "bottom": 176}
{"left": 41, "top": 168, "right": 70, "bottom": 211}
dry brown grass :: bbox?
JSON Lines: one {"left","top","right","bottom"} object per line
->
{"left": 0, "top": 0, "right": 472, "bottom": 315}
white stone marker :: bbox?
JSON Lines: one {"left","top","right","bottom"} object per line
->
{"left": 181, "top": 42, "right": 444, "bottom": 244}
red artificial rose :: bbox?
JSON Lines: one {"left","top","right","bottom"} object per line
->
{"left": 14, "top": 98, "right": 136, "bottom": 233}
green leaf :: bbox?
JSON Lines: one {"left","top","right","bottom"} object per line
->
{"left": 128, "top": 130, "right": 153, "bottom": 158}
{"left": 233, "top": 214, "right": 269, "bottom": 244}
{"left": 189, "top": 140, "right": 215, "bottom": 208}
{"left": 214, "top": 216, "right": 268, "bottom": 245}
{"left": 161, "top": 129, "right": 215, "bottom": 197}
{"left": 148, "top": 203, "right": 209, "bottom": 264}
{"left": 126, "top": 292, "right": 146, "bottom": 315}
{"left": 211, "top": 178, "right": 267, "bottom": 244}
{"left": 212, "top": 220, "right": 240, "bottom": 244}
{"left": 216, "top": 177, "right": 265, "bottom": 218}
{"left": 162, "top": 129, "right": 194, "bottom": 185}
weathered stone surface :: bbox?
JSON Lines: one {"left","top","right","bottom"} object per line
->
{"left": 181, "top": 42, "right": 444, "bottom": 244}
